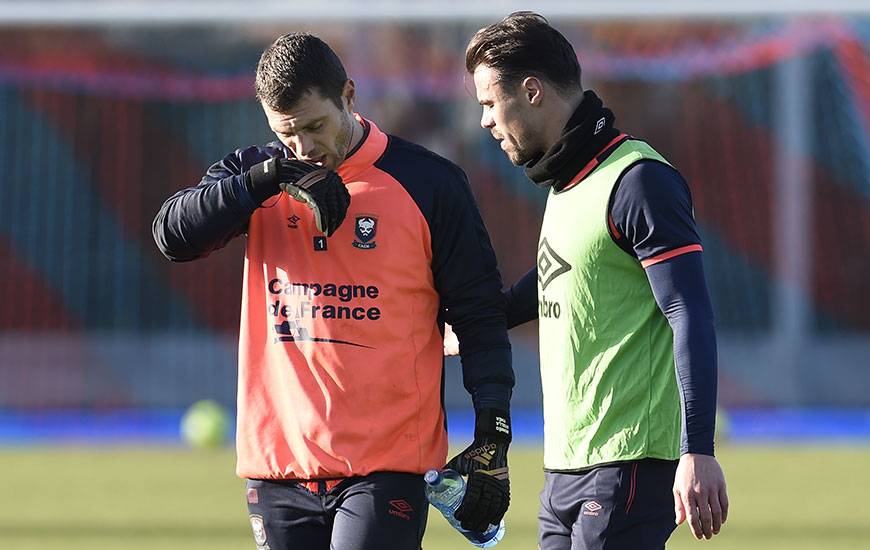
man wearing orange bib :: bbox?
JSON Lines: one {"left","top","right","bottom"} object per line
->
{"left": 153, "top": 32, "right": 513, "bottom": 550}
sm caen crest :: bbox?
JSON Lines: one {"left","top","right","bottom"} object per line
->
{"left": 352, "top": 215, "right": 378, "bottom": 249}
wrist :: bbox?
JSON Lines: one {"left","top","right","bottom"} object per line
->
{"left": 475, "top": 408, "right": 511, "bottom": 443}
{"left": 246, "top": 158, "right": 281, "bottom": 205}
{"left": 681, "top": 440, "right": 715, "bottom": 457}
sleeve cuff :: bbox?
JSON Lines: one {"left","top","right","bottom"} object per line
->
{"left": 471, "top": 382, "right": 512, "bottom": 413}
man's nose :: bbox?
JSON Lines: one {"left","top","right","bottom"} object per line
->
{"left": 480, "top": 110, "right": 494, "bottom": 129}
{"left": 290, "top": 134, "right": 315, "bottom": 158}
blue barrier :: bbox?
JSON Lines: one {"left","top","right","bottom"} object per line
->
{"left": 2, "top": 408, "right": 870, "bottom": 445}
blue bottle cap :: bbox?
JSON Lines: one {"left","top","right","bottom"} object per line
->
{"left": 424, "top": 469, "right": 442, "bottom": 486}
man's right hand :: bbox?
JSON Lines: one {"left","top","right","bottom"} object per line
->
{"left": 673, "top": 453, "right": 729, "bottom": 540}
{"left": 247, "top": 158, "right": 351, "bottom": 236}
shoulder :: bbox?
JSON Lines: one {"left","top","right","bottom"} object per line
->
{"left": 609, "top": 158, "right": 701, "bottom": 255}
{"left": 615, "top": 159, "right": 691, "bottom": 207}
{"left": 376, "top": 134, "right": 468, "bottom": 190}
{"left": 375, "top": 135, "right": 477, "bottom": 226}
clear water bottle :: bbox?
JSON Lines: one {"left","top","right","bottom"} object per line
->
{"left": 424, "top": 469, "right": 505, "bottom": 548}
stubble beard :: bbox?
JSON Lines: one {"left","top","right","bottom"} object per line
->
{"left": 509, "top": 149, "right": 528, "bottom": 166}
{"left": 504, "top": 127, "right": 543, "bottom": 166}
{"left": 334, "top": 112, "right": 354, "bottom": 165}
{"left": 511, "top": 144, "right": 538, "bottom": 167}
{"left": 514, "top": 134, "right": 548, "bottom": 168}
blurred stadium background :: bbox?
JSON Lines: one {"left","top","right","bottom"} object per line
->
{"left": 1, "top": 1, "right": 869, "bottom": 549}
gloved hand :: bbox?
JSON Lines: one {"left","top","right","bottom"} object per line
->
{"left": 247, "top": 157, "right": 351, "bottom": 236}
{"left": 446, "top": 408, "right": 511, "bottom": 532}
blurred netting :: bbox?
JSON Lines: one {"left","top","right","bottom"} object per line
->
{"left": 0, "top": 19, "right": 868, "bottom": 416}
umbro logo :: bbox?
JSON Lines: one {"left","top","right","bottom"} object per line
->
{"left": 388, "top": 499, "right": 413, "bottom": 521}
{"left": 390, "top": 500, "right": 413, "bottom": 513}
{"left": 287, "top": 214, "right": 301, "bottom": 228}
{"left": 537, "top": 238, "right": 572, "bottom": 291}
{"left": 583, "top": 500, "right": 602, "bottom": 517}
{"left": 594, "top": 117, "right": 606, "bottom": 135}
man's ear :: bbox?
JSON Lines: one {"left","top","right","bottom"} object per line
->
{"left": 522, "top": 77, "right": 544, "bottom": 106}
{"left": 342, "top": 79, "right": 356, "bottom": 112}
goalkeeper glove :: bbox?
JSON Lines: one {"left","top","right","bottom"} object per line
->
{"left": 247, "top": 157, "right": 351, "bottom": 236}
{"left": 446, "top": 408, "right": 511, "bottom": 532}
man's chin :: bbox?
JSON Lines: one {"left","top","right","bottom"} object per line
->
{"left": 507, "top": 151, "right": 528, "bottom": 166}
{"left": 514, "top": 151, "right": 540, "bottom": 167}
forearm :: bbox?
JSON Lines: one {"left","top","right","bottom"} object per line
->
{"left": 672, "top": 305, "right": 718, "bottom": 456}
{"left": 504, "top": 267, "right": 538, "bottom": 328}
{"left": 646, "top": 253, "right": 718, "bottom": 455}
{"left": 152, "top": 173, "right": 256, "bottom": 262}
{"left": 448, "top": 290, "right": 514, "bottom": 412}
{"left": 428, "top": 164, "right": 514, "bottom": 412}
{"left": 460, "top": 349, "right": 513, "bottom": 411}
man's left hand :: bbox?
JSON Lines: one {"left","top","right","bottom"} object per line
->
{"left": 673, "top": 453, "right": 729, "bottom": 540}
{"left": 443, "top": 323, "right": 459, "bottom": 356}
{"left": 446, "top": 408, "right": 511, "bottom": 532}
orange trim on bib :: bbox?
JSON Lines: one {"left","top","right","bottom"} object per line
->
{"left": 560, "top": 133, "right": 629, "bottom": 192}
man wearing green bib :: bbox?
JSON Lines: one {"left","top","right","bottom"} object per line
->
{"left": 463, "top": 11, "right": 729, "bottom": 549}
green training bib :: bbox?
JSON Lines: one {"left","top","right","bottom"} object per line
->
{"left": 537, "top": 139, "right": 681, "bottom": 470}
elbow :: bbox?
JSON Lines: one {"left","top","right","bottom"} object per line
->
{"left": 152, "top": 209, "right": 201, "bottom": 263}
{"left": 156, "top": 244, "right": 199, "bottom": 263}
{"left": 153, "top": 234, "right": 195, "bottom": 263}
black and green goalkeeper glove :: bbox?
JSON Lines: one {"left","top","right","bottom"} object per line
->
{"left": 446, "top": 408, "right": 511, "bottom": 532}
{"left": 247, "top": 157, "right": 351, "bottom": 237}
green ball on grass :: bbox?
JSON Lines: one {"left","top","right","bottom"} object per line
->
{"left": 180, "top": 400, "right": 231, "bottom": 449}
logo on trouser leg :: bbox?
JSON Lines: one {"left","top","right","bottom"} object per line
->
{"left": 389, "top": 499, "right": 413, "bottom": 520}
{"left": 250, "top": 514, "right": 270, "bottom": 549}
{"left": 583, "top": 500, "right": 602, "bottom": 517}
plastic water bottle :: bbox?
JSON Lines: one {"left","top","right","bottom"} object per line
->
{"left": 424, "top": 469, "right": 505, "bottom": 548}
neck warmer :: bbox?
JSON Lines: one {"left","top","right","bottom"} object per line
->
{"left": 524, "top": 90, "right": 620, "bottom": 191}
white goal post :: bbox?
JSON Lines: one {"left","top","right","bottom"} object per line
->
{"left": 0, "top": 1, "right": 869, "bottom": 26}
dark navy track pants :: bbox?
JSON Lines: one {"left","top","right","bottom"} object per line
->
{"left": 245, "top": 472, "right": 428, "bottom": 550}
{"left": 539, "top": 459, "right": 678, "bottom": 550}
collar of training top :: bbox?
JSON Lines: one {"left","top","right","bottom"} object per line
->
{"left": 337, "top": 114, "right": 387, "bottom": 182}
{"left": 524, "top": 89, "right": 621, "bottom": 192}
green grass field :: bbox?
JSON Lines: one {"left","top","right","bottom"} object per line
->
{"left": 2, "top": 445, "right": 868, "bottom": 549}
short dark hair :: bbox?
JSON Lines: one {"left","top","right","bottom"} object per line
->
{"left": 255, "top": 33, "right": 348, "bottom": 112}
{"left": 465, "top": 11, "right": 582, "bottom": 94}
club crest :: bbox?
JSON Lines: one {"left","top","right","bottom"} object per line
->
{"left": 249, "top": 514, "right": 268, "bottom": 546}
{"left": 353, "top": 215, "right": 378, "bottom": 249}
